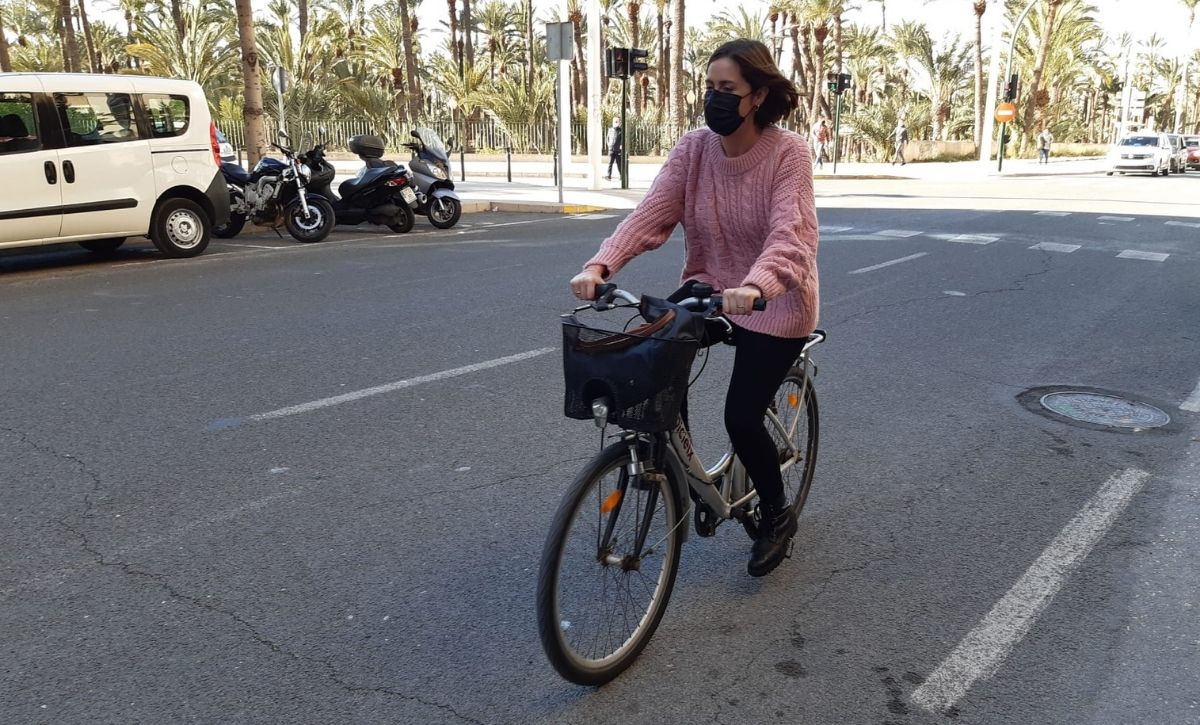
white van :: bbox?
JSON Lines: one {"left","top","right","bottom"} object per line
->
{"left": 0, "top": 73, "right": 230, "bottom": 258}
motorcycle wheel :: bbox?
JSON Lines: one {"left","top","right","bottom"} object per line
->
{"left": 388, "top": 203, "right": 416, "bottom": 234}
{"left": 427, "top": 196, "right": 462, "bottom": 229}
{"left": 214, "top": 188, "right": 247, "bottom": 238}
{"left": 285, "top": 197, "right": 335, "bottom": 243}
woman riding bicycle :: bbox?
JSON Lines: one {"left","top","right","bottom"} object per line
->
{"left": 570, "top": 38, "right": 819, "bottom": 578}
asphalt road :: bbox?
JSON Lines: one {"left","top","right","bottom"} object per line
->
{"left": 2, "top": 171, "right": 1199, "bottom": 724}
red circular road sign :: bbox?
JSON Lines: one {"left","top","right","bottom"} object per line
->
{"left": 995, "top": 102, "right": 1018, "bottom": 123}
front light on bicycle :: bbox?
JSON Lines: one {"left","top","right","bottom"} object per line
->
{"left": 591, "top": 398, "right": 610, "bottom": 428}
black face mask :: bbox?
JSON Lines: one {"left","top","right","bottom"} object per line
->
{"left": 704, "top": 89, "right": 750, "bottom": 136}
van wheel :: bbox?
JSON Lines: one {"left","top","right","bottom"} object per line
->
{"left": 79, "top": 238, "right": 126, "bottom": 253}
{"left": 151, "top": 198, "right": 210, "bottom": 258}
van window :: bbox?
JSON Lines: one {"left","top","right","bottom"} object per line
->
{"left": 142, "top": 94, "right": 190, "bottom": 138}
{"left": 54, "top": 92, "right": 140, "bottom": 146}
{"left": 0, "top": 93, "right": 42, "bottom": 154}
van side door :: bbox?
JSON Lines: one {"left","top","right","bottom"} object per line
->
{"left": 52, "top": 81, "right": 157, "bottom": 240}
{"left": 0, "top": 83, "right": 64, "bottom": 246}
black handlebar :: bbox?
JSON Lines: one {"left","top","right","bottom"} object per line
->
{"left": 589, "top": 283, "right": 766, "bottom": 312}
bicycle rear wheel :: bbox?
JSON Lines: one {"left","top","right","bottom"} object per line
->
{"left": 536, "top": 441, "right": 684, "bottom": 686}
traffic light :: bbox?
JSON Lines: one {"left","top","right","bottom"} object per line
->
{"left": 1004, "top": 73, "right": 1020, "bottom": 102}
{"left": 605, "top": 47, "right": 629, "bottom": 79}
{"left": 826, "top": 72, "right": 838, "bottom": 92}
{"left": 628, "top": 47, "right": 649, "bottom": 74}
{"left": 837, "top": 73, "right": 851, "bottom": 93}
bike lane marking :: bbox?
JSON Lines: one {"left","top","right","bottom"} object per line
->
{"left": 848, "top": 253, "right": 928, "bottom": 275}
{"left": 208, "top": 347, "right": 557, "bottom": 430}
{"left": 911, "top": 468, "right": 1152, "bottom": 714}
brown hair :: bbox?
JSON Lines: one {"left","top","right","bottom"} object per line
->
{"left": 707, "top": 39, "right": 800, "bottom": 128}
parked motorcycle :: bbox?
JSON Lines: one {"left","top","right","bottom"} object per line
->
{"left": 304, "top": 134, "right": 418, "bottom": 234}
{"left": 214, "top": 134, "right": 336, "bottom": 243}
{"left": 402, "top": 128, "right": 462, "bottom": 229}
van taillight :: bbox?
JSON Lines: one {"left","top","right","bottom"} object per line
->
{"left": 209, "top": 122, "right": 221, "bottom": 166}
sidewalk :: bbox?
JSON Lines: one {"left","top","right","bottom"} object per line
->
{"left": 328, "top": 155, "right": 1107, "bottom": 213}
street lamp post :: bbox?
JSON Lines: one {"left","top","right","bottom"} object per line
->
{"left": 997, "top": 0, "right": 1039, "bottom": 172}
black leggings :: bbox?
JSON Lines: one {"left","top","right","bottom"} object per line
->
{"left": 677, "top": 323, "right": 806, "bottom": 511}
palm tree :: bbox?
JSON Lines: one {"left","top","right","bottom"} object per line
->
{"left": 627, "top": 0, "right": 642, "bottom": 114}
{"left": 76, "top": 0, "right": 99, "bottom": 72}
{"left": 0, "top": 4, "right": 13, "bottom": 72}
{"left": 654, "top": 0, "right": 668, "bottom": 120}
{"left": 1173, "top": 0, "right": 1197, "bottom": 131}
{"left": 802, "top": 0, "right": 844, "bottom": 128}
{"left": 126, "top": 2, "right": 239, "bottom": 96}
{"left": 710, "top": 8, "right": 766, "bottom": 42}
{"left": 446, "top": 0, "right": 460, "bottom": 74}
{"left": 971, "top": 0, "right": 985, "bottom": 146}
{"left": 1019, "top": 0, "right": 1065, "bottom": 145}
{"left": 477, "top": 0, "right": 517, "bottom": 79}
{"left": 235, "top": 0, "right": 267, "bottom": 164}
{"left": 57, "top": 0, "right": 80, "bottom": 71}
{"left": 399, "top": 0, "right": 422, "bottom": 122}
{"left": 890, "top": 20, "right": 971, "bottom": 139}
{"left": 670, "top": 0, "right": 685, "bottom": 137}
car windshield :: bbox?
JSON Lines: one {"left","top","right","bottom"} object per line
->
{"left": 414, "top": 127, "right": 447, "bottom": 155}
{"left": 1119, "top": 136, "right": 1158, "bottom": 147}
{"left": 1185, "top": 138, "right": 1200, "bottom": 147}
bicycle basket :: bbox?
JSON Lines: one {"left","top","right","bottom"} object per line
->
{"left": 562, "top": 295, "right": 706, "bottom": 432}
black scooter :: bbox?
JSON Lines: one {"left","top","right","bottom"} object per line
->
{"left": 403, "top": 128, "right": 462, "bottom": 229}
{"left": 305, "top": 135, "right": 418, "bottom": 234}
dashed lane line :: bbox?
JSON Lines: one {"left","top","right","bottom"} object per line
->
{"left": 1116, "top": 250, "right": 1169, "bottom": 262}
{"left": 1098, "top": 216, "right": 1133, "bottom": 222}
{"left": 1029, "top": 242, "right": 1081, "bottom": 253}
{"left": 848, "top": 252, "right": 928, "bottom": 275}
{"left": 1164, "top": 221, "right": 1200, "bottom": 228}
{"left": 949, "top": 234, "right": 999, "bottom": 245}
{"left": 912, "top": 468, "right": 1152, "bottom": 714}
{"left": 874, "top": 229, "right": 924, "bottom": 238}
{"left": 820, "top": 225, "right": 854, "bottom": 233}
{"left": 1035, "top": 211, "right": 1071, "bottom": 217}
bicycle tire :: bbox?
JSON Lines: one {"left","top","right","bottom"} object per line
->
{"left": 743, "top": 369, "right": 819, "bottom": 539}
{"left": 536, "top": 441, "right": 684, "bottom": 686}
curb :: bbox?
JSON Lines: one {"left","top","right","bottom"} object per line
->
{"left": 462, "top": 200, "right": 610, "bottom": 214}
{"left": 814, "top": 174, "right": 910, "bottom": 180}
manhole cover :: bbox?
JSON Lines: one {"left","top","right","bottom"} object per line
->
{"left": 1039, "top": 392, "right": 1170, "bottom": 429}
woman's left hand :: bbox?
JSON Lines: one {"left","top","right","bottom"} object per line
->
{"left": 722, "top": 286, "right": 762, "bottom": 316}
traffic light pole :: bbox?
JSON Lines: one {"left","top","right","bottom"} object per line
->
{"left": 997, "top": 121, "right": 1008, "bottom": 172}
{"left": 998, "top": 0, "right": 1038, "bottom": 172}
{"left": 620, "top": 78, "right": 629, "bottom": 190}
{"left": 832, "top": 90, "right": 843, "bottom": 174}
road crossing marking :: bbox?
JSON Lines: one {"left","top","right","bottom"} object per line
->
{"left": 1034, "top": 211, "right": 1071, "bottom": 216}
{"left": 949, "top": 234, "right": 999, "bottom": 245}
{"left": 1097, "top": 216, "right": 1133, "bottom": 222}
{"left": 1029, "top": 242, "right": 1081, "bottom": 253}
{"left": 209, "top": 347, "right": 557, "bottom": 429}
{"left": 1181, "top": 379, "right": 1200, "bottom": 413}
{"left": 1164, "top": 221, "right": 1200, "bottom": 228}
{"left": 1116, "top": 250, "right": 1169, "bottom": 262}
{"left": 570, "top": 213, "right": 618, "bottom": 220}
{"left": 848, "top": 252, "right": 928, "bottom": 275}
{"left": 820, "top": 225, "right": 854, "bottom": 233}
{"left": 874, "top": 229, "right": 923, "bottom": 238}
{"left": 911, "top": 468, "right": 1152, "bottom": 714}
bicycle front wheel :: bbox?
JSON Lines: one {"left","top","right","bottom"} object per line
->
{"left": 770, "top": 369, "right": 820, "bottom": 515}
{"left": 536, "top": 441, "right": 684, "bottom": 686}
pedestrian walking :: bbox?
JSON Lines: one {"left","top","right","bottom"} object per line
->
{"left": 891, "top": 121, "right": 909, "bottom": 165}
{"left": 605, "top": 119, "right": 624, "bottom": 182}
{"left": 1037, "top": 127, "right": 1053, "bottom": 164}
{"left": 814, "top": 118, "right": 831, "bottom": 169}
{"left": 570, "top": 38, "right": 819, "bottom": 578}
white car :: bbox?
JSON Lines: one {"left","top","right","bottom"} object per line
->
{"left": 1106, "top": 134, "right": 1173, "bottom": 176}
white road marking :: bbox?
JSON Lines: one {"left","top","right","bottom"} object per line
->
{"left": 570, "top": 213, "right": 618, "bottom": 220}
{"left": 820, "top": 225, "right": 854, "bottom": 233}
{"left": 1181, "top": 379, "right": 1200, "bottom": 413}
{"left": 244, "top": 347, "right": 557, "bottom": 423}
{"left": 1164, "top": 221, "right": 1200, "bottom": 228}
{"left": 943, "top": 291, "right": 967, "bottom": 296}
{"left": 874, "top": 229, "right": 923, "bottom": 238}
{"left": 1029, "top": 242, "right": 1081, "bottom": 253}
{"left": 949, "top": 234, "right": 999, "bottom": 245}
{"left": 1116, "top": 250, "right": 1169, "bottom": 262}
{"left": 1035, "top": 211, "right": 1071, "bottom": 217}
{"left": 224, "top": 243, "right": 288, "bottom": 250}
{"left": 1097, "top": 216, "right": 1133, "bottom": 222}
{"left": 911, "top": 468, "right": 1152, "bottom": 714}
{"left": 849, "top": 252, "right": 928, "bottom": 275}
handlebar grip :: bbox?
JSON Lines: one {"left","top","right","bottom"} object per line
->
{"left": 594, "top": 283, "right": 617, "bottom": 301}
{"left": 752, "top": 298, "right": 767, "bottom": 311}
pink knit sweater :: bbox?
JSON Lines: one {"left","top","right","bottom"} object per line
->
{"left": 586, "top": 125, "right": 820, "bottom": 339}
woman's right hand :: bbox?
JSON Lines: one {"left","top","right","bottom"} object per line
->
{"left": 570, "top": 265, "right": 607, "bottom": 300}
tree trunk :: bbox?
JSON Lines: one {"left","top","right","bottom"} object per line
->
{"left": 446, "top": 0, "right": 459, "bottom": 74}
{"left": 669, "top": 0, "right": 684, "bottom": 138}
{"left": 1019, "top": 0, "right": 1063, "bottom": 151}
{"left": 972, "top": 1, "right": 985, "bottom": 147}
{"left": 124, "top": 11, "right": 135, "bottom": 68}
{"left": 525, "top": 0, "right": 534, "bottom": 91}
{"left": 656, "top": 8, "right": 665, "bottom": 121}
{"left": 628, "top": 0, "right": 642, "bottom": 116}
{"left": 570, "top": 9, "right": 585, "bottom": 109}
{"left": 398, "top": 0, "right": 421, "bottom": 122}
{"left": 299, "top": 0, "right": 309, "bottom": 42}
{"left": 0, "top": 5, "right": 12, "bottom": 73}
{"left": 808, "top": 25, "right": 827, "bottom": 127}
{"left": 235, "top": 0, "right": 268, "bottom": 165}
{"left": 834, "top": 11, "right": 843, "bottom": 74}
{"left": 57, "top": 0, "right": 81, "bottom": 72}
{"left": 170, "top": 0, "right": 185, "bottom": 41}
{"left": 462, "top": 0, "right": 474, "bottom": 68}
{"left": 77, "top": 0, "right": 98, "bottom": 72}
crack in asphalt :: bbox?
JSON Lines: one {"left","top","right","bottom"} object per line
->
{"left": 2, "top": 427, "right": 484, "bottom": 725}
{"left": 426, "top": 454, "right": 594, "bottom": 496}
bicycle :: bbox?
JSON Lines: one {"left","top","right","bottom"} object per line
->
{"left": 536, "top": 283, "right": 826, "bottom": 686}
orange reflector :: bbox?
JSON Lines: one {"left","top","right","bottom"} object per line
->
{"left": 601, "top": 490, "right": 623, "bottom": 514}
{"left": 787, "top": 393, "right": 800, "bottom": 408}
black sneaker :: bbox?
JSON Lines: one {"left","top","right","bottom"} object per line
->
{"left": 747, "top": 504, "right": 797, "bottom": 577}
